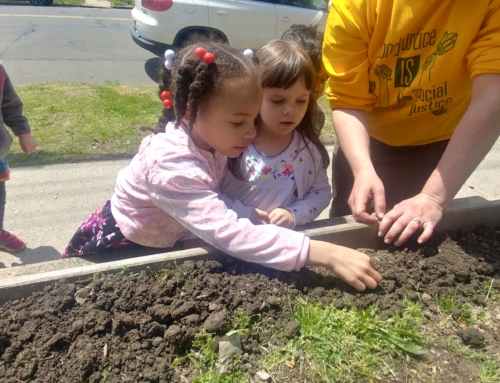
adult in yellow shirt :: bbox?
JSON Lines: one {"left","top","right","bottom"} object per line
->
{"left": 324, "top": 0, "right": 500, "bottom": 246}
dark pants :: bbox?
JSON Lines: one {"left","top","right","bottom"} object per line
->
{"left": 330, "top": 137, "right": 449, "bottom": 217}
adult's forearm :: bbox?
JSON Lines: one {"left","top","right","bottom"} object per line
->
{"left": 422, "top": 74, "right": 500, "bottom": 207}
{"left": 332, "top": 109, "right": 374, "bottom": 176}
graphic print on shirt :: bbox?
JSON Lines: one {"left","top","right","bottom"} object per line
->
{"left": 419, "top": 31, "right": 458, "bottom": 86}
{"left": 372, "top": 64, "right": 392, "bottom": 107}
{"left": 371, "top": 28, "right": 458, "bottom": 118}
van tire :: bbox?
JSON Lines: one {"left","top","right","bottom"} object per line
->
{"left": 173, "top": 29, "right": 228, "bottom": 48}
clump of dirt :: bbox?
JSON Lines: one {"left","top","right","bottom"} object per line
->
{"left": 0, "top": 226, "right": 499, "bottom": 382}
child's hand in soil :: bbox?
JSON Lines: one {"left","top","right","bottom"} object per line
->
{"left": 269, "top": 208, "right": 294, "bottom": 228}
{"left": 19, "top": 133, "right": 37, "bottom": 155}
{"left": 307, "top": 240, "right": 382, "bottom": 291}
{"left": 250, "top": 208, "right": 270, "bottom": 225}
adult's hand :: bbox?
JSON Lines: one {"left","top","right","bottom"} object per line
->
{"left": 377, "top": 192, "right": 444, "bottom": 246}
{"left": 349, "top": 169, "right": 386, "bottom": 223}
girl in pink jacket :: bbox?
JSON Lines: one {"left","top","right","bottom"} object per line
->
{"left": 62, "top": 39, "right": 381, "bottom": 292}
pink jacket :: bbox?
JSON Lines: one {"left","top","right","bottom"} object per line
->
{"left": 111, "top": 122, "right": 310, "bottom": 272}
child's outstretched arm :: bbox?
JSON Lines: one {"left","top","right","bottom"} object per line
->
{"left": 149, "top": 174, "right": 380, "bottom": 291}
{"left": 307, "top": 240, "right": 382, "bottom": 291}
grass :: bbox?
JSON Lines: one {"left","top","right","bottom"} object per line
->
{"left": 171, "top": 308, "right": 258, "bottom": 382}
{"left": 11, "top": 83, "right": 334, "bottom": 167}
{"left": 263, "top": 300, "right": 426, "bottom": 382}
{"left": 110, "top": 0, "right": 133, "bottom": 5}
{"left": 12, "top": 82, "right": 159, "bottom": 166}
{"left": 317, "top": 96, "right": 335, "bottom": 144}
{"left": 168, "top": 292, "right": 499, "bottom": 382}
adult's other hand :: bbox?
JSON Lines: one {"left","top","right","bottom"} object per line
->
{"left": 349, "top": 170, "right": 386, "bottom": 223}
{"left": 377, "top": 192, "right": 444, "bottom": 246}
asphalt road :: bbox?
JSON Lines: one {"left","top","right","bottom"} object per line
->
{"left": 0, "top": 5, "right": 158, "bottom": 85}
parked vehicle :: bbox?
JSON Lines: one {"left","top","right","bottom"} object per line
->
{"left": 29, "top": 0, "right": 53, "bottom": 5}
{"left": 130, "top": 0, "right": 329, "bottom": 55}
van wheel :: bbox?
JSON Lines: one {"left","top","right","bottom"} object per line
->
{"left": 174, "top": 30, "right": 228, "bottom": 48}
{"left": 29, "top": 0, "right": 52, "bottom": 5}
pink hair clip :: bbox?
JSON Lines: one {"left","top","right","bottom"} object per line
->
{"left": 194, "top": 47, "right": 215, "bottom": 64}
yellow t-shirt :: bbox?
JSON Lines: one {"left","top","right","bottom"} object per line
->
{"left": 323, "top": 0, "right": 500, "bottom": 146}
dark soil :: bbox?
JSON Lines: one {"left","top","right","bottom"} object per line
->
{"left": 0, "top": 226, "right": 499, "bottom": 383}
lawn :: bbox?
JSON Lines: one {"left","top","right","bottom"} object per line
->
{"left": 11, "top": 83, "right": 334, "bottom": 167}
{"left": 11, "top": 83, "right": 159, "bottom": 166}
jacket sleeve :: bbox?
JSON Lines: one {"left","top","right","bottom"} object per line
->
{"left": 0, "top": 64, "right": 31, "bottom": 136}
{"left": 148, "top": 170, "right": 310, "bottom": 272}
{"left": 287, "top": 148, "right": 332, "bottom": 226}
{"left": 216, "top": 165, "right": 253, "bottom": 219}
{"left": 466, "top": 0, "right": 500, "bottom": 78}
{"left": 323, "top": 0, "right": 378, "bottom": 110}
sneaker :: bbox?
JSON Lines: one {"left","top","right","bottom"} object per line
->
{"left": 0, "top": 229, "right": 26, "bottom": 252}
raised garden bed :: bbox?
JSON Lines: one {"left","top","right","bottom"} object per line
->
{"left": 0, "top": 197, "right": 499, "bottom": 382}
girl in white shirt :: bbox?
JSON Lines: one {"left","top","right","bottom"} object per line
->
{"left": 220, "top": 40, "right": 331, "bottom": 228}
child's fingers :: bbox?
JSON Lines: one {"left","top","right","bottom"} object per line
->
{"left": 360, "top": 274, "right": 379, "bottom": 290}
{"left": 347, "top": 278, "right": 367, "bottom": 292}
{"left": 269, "top": 214, "right": 281, "bottom": 225}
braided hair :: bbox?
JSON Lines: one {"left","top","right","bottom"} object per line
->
{"left": 154, "top": 37, "right": 260, "bottom": 179}
{"left": 154, "top": 37, "right": 259, "bottom": 134}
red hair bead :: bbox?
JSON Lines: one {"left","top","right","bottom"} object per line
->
{"left": 163, "top": 99, "right": 173, "bottom": 109}
{"left": 194, "top": 47, "right": 206, "bottom": 58}
{"left": 160, "top": 90, "right": 170, "bottom": 101}
{"left": 203, "top": 52, "right": 215, "bottom": 64}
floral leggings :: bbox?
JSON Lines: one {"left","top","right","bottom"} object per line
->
{"left": 62, "top": 200, "right": 139, "bottom": 258}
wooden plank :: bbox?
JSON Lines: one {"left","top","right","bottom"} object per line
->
{"left": 300, "top": 196, "right": 500, "bottom": 248}
{"left": 0, "top": 248, "right": 222, "bottom": 304}
{"left": 1, "top": 197, "right": 499, "bottom": 304}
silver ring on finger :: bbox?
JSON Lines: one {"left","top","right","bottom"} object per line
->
{"left": 411, "top": 217, "right": 423, "bottom": 227}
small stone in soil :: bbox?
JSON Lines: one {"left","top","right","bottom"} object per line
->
{"left": 204, "top": 308, "right": 228, "bottom": 332}
{"left": 283, "top": 320, "right": 301, "bottom": 338}
{"left": 457, "top": 328, "right": 485, "bottom": 348}
{"left": 255, "top": 370, "right": 271, "bottom": 382}
{"left": 421, "top": 293, "right": 432, "bottom": 303}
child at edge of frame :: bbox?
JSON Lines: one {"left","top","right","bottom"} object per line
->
{"left": 0, "top": 62, "right": 37, "bottom": 252}
{"left": 62, "top": 38, "right": 382, "bottom": 292}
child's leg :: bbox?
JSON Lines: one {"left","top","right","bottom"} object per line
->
{"left": 0, "top": 181, "right": 5, "bottom": 232}
{"left": 62, "top": 200, "right": 141, "bottom": 258}
{"left": 0, "top": 182, "right": 26, "bottom": 252}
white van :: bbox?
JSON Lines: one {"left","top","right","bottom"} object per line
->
{"left": 130, "top": 0, "right": 329, "bottom": 54}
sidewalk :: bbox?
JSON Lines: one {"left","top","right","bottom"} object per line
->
{"left": 0, "top": 140, "right": 499, "bottom": 279}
